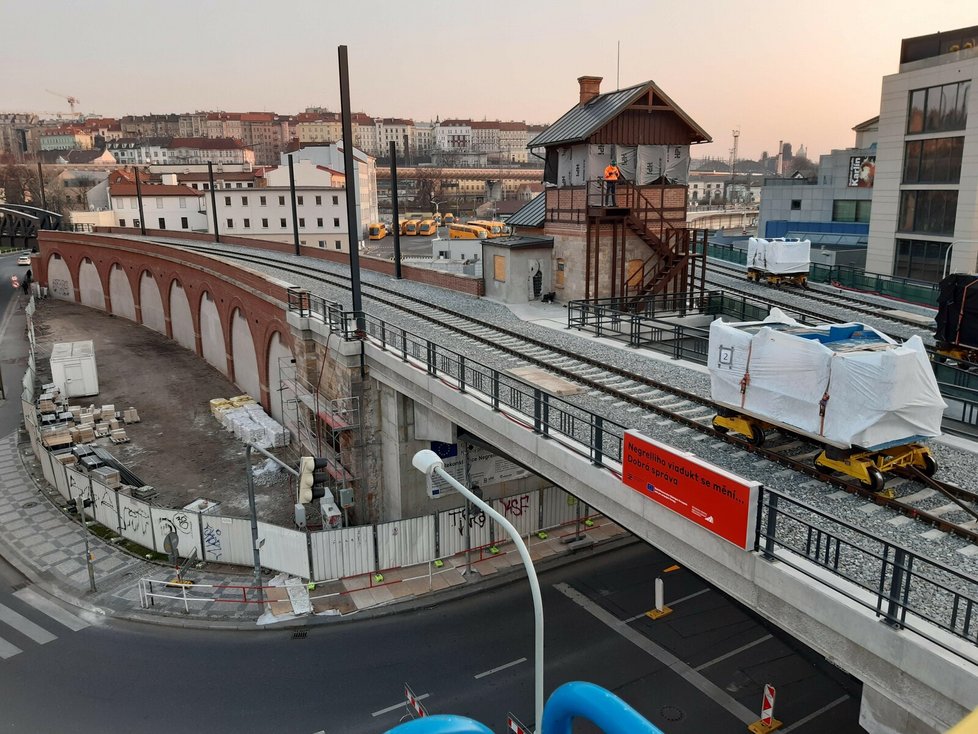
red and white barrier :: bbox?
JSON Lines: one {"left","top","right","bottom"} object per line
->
{"left": 507, "top": 712, "right": 532, "bottom": 733}
{"left": 761, "top": 684, "right": 776, "bottom": 725}
{"left": 405, "top": 683, "right": 428, "bottom": 718}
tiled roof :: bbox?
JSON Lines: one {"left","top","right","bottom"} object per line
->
{"left": 505, "top": 192, "right": 546, "bottom": 228}
{"left": 109, "top": 183, "right": 203, "bottom": 197}
{"left": 169, "top": 137, "right": 249, "bottom": 150}
{"left": 172, "top": 171, "right": 260, "bottom": 182}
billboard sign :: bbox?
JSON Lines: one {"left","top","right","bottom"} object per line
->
{"left": 622, "top": 430, "right": 760, "bottom": 549}
{"left": 847, "top": 155, "right": 876, "bottom": 187}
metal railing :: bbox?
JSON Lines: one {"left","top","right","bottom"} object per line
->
{"left": 698, "top": 242, "right": 941, "bottom": 307}
{"left": 287, "top": 288, "right": 978, "bottom": 659}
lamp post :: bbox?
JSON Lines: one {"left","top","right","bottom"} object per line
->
{"left": 412, "top": 449, "right": 544, "bottom": 734}
{"left": 943, "top": 240, "right": 978, "bottom": 279}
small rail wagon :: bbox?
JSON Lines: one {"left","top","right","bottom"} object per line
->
{"left": 746, "top": 237, "right": 811, "bottom": 287}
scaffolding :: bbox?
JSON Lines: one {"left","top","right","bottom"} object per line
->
{"left": 278, "top": 360, "right": 362, "bottom": 527}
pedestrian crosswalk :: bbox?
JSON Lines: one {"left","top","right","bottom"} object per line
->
{"left": 0, "top": 588, "right": 90, "bottom": 660}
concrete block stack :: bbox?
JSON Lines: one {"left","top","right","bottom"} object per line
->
{"left": 209, "top": 395, "right": 290, "bottom": 450}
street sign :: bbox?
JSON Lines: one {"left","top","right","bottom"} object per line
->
{"left": 163, "top": 532, "right": 179, "bottom": 564}
{"left": 622, "top": 430, "right": 760, "bottom": 550}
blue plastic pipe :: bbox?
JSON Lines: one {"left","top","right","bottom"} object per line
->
{"left": 541, "top": 681, "right": 665, "bottom": 734}
{"left": 384, "top": 714, "right": 494, "bottom": 734}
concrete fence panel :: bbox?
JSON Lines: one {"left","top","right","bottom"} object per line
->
{"left": 377, "top": 515, "right": 436, "bottom": 569}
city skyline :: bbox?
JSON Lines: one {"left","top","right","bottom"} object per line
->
{"left": 3, "top": 0, "right": 976, "bottom": 160}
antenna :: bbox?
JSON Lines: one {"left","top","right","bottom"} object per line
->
{"left": 616, "top": 41, "right": 621, "bottom": 90}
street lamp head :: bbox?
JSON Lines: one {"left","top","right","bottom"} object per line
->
{"left": 412, "top": 449, "right": 444, "bottom": 477}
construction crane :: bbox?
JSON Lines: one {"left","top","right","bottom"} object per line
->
{"left": 45, "top": 89, "right": 80, "bottom": 115}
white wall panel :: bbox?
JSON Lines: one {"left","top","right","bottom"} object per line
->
{"left": 541, "top": 486, "right": 578, "bottom": 529}
{"left": 266, "top": 333, "right": 291, "bottom": 423}
{"left": 139, "top": 271, "right": 166, "bottom": 334}
{"left": 169, "top": 281, "right": 195, "bottom": 353}
{"left": 46, "top": 256, "right": 74, "bottom": 300}
{"left": 377, "top": 516, "right": 435, "bottom": 569}
{"left": 108, "top": 265, "right": 136, "bottom": 321}
{"left": 230, "top": 308, "right": 260, "bottom": 399}
{"left": 311, "top": 525, "right": 374, "bottom": 580}
{"left": 199, "top": 292, "right": 226, "bottom": 374}
{"left": 78, "top": 259, "right": 105, "bottom": 310}
{"left": 257, "top": 521, "right": 309, "bottom": 578}
{"left": 39, "top": 447, "right": 56, "bottom": 488}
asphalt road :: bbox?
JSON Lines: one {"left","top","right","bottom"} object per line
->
{"left": 0, "top": 249, "right": 861, "bottom": 733}
{"left": 0, "top": 541, "right": 861, "bottom": 733}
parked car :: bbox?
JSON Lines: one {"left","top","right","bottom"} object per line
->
{"left": 17, "top": 254, "right": 31, "bottom": 266}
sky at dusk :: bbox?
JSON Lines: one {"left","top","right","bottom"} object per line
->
{"left": 3, "top": 0, "right": 976, "bottom": 160}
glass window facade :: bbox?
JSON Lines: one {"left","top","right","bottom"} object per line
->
{"left": 893, "top": 238, "right": 952, "bottom": 282}
{"left": 902, "top": 137, "right": 964, "bottom": 183}
{"left": 832, "top": 200, "right": 872, "bottom": 223}
{"left": 898, "top": 190, "right": 958, "bottom": 235}
{"left": 907, "top": 81, "right": 970, "bottom": 133}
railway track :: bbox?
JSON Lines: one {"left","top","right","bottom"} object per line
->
{"left": 706, "top": 259, "right": 936, "bottom": 330}
{"left": 166, "top": 240, "right": 978, "bottom": 542}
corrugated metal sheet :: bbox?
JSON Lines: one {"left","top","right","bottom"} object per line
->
{"left": 529, "top": 80, "right": 711, "bottom": 149}
{"left": 257, "top": 521, "right": 310, "bottom": 578}
{"left": 506, "top": 192, "right": 546, "bottom": 228}
{"left": 200, "top": 515, "right": 254, "bottom": 566}
{"left": 492, "top": 491, "right": 540, "bottom": 538}
{"left": 310, "top": 525, "right": 374, "bottom": 580}
{"left": 377, "top": 515, "right": 436, "bottom": 568}
{"left": 438, "top": 505, "right": 492, "bottom": 557}
{"left": 530, "top": 83, "right": 649, "bottom": 148}
{"left": 540, "top": 486, "right": 578, "bottom": 529}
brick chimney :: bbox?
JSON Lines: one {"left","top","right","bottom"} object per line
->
{"left": 577, "top": 76, "right": 603, "bottom": 105}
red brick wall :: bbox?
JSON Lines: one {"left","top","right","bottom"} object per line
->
{"left": 93, "top": 227, "right": 484, "bottom": 296}
{"left": 38, "top": 230, "right": 292, "bottom": 412}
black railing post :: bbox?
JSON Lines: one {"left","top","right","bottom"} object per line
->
{"left": 491, "top": 370, "right": 500, "bottom": 411}
{"left": 390, "top": 140, "right": 403, "bottom": 279}
{"left": 533, "top": 389, "right": 542, "bottom": 434}
{"left": 541, "top": 392, "right": 550, "bottom": 438}
{"left": 379, "top": 321, "right": 386, "bottom": 350}
{"left": 459, "top": 355, "right": 466, "bottom": 393}
{"left": 401, "top": 328, "right": 408, "bottom": 362}
{"left": 426, "top": 340, "right": 435, "bottom": 376}
{"left": 762, "top": 493, "right": 778, "bottom": 560}
{"left": 591, "top": 415, "right": 604, "bottom": 466}
{"left": 288, "top": 154, "right": 301, "bottom": 256}
{"left": 883, "top": 545, "right": 908, "bottom": 628}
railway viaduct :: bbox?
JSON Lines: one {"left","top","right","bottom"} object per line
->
{"left": 33, "top": 230, "right": 978, "bottom": 734}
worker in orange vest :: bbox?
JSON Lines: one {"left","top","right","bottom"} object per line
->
{"left": 603, "top": 160, "right": 621, "bottom": 205}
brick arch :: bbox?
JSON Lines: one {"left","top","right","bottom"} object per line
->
{"left": 107, "top": 263, "right": 136, "bottom": 320}
{"left": 229, "top": 305, "right": 261, "bottom": 400}
{"left": 77, "top": 257, "right": 106, "bottom": 310}
{"left": 263, "top": 326, "right": 294, "bottom": 422}
{"left": 220, "top": 293, "right": 253, "bottom": 384}
{"left": 167, "top": 276, "right": 197, "bottom": 353}
{"left": 197, "top": 289, "right": 228, "bottom": 375}
{"left": 137, "top": 268, "right": 166, "bottom": 334}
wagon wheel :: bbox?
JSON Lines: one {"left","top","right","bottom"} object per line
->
{"left": 748, "top": 425, "right": 766, "bottom": 447}
{"left": 921, "top": 453, "right": 938, "bottom": 477}
{"left": 864, "top": 467, "right": 886, "bottom": 493}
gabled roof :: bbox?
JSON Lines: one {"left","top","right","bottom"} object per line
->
{"left": 528, "top": 80, "right": 711, "bottom": 148}
{"left": 506, "top": 192, "right": 546, "bottom": 228}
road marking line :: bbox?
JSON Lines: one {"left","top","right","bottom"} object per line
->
{"left": 474, "top": 657, "right": 527, "bottom": 679}
{"left": 780, "top": 694, "right": 850, "bottom": 732}
{"left": 694, "top": 634, "right": 772, "bottom": 671}
{"left": 372, "top": 693, "right": 430, "bottom": 717}
{"left": 624, "top": 588, "right": 709, "bottom": 622}
{"left": 0, "top": 635, "right": 22, "bottom": 659}
{"left": 0, "top": 603, "right": 57, "bottom": 644}
{"left": 555, "top": 582, "right": 756, "bottom": 724}
{"left": 13, "top": 588, "right": 90, "bottom": 631}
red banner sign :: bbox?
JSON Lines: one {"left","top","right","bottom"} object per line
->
{"left": 622, "top": 430, "right": 759, "bottom": 549}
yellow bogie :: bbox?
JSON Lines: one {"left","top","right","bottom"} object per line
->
{"left": 814, "top": 443, "right": 935, "bottom": 496}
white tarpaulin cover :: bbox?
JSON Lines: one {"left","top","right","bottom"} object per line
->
{"left": 747, "top": 238, "right": 811, "bottom": 274}
{"left": 708, "top": 309, "right": 946, "bottom": 450}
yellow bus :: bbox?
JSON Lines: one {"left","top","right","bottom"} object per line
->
{"left": 448, "top": 223, "right": 488, "bottom": 240}
{"left": 417, "top": 219, "right": 438, "bottom": 236}
{"left": 368, "top": 223, "right": 387, "bottom": 240}
{"left": 431, "top": 213, "right": 443, "bottom": 226}
{"left": 401, "top": 219, "right": 420, "bottom": 236}
{"left": 442, "top": 213, "right": 455, "bottom": 225}
{"left": 468, "top": 220, "right": 509, "bottom": 238}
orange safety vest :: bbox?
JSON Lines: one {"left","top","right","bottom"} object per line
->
{"left": 603, "top": 165, "right": 620, "bottom": 181}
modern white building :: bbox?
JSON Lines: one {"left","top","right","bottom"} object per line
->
{"left": 435, "top": 120, "right": 472, "bottom": 151}
{"left": 108, "top": 173, "right": 207, "bottom": 231}
{"left": 866, "top": 25, "right": 977, "bottom": 281}
{"left": 209, "top": 161, "right": 353, "bottom": 250}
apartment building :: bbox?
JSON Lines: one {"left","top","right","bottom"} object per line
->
{"left": 293, "top": 112, "right": 343, "bottom": 144}
{"left": 39, "top": 126, "right": 94, "bottom": 151}
{"left": 106, "top": 137, "right": 255, "bottom": 166}
{"left": 108, "top": 173, "right": 207, "bottom": 231}
{"left": 866, "top": 25, "right": 977, "bottom": 281}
